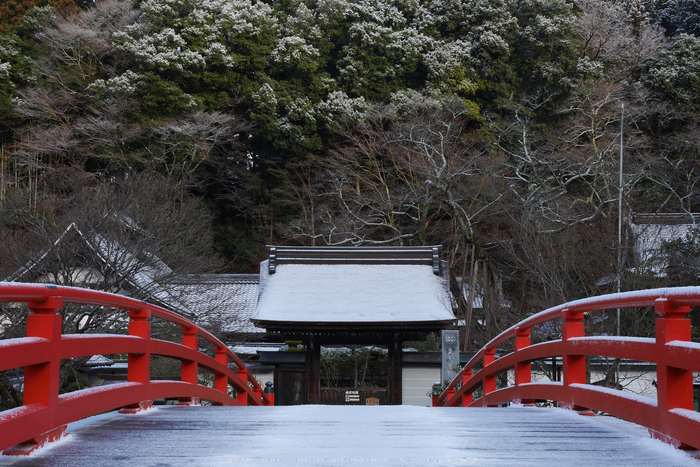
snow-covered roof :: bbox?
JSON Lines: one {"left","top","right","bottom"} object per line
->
{"left": 4, "top": 222, "right": 87, "bottom": 282}
{"left": 4, "top": 219, "right": 264, "bottom": 336}
{"left": 253, "top": 256, "right": 455, "bottom": 329}
{"left": 228, "top": 343, "right": 283, "bottom": 355}
{"left": 163, "top": 274, "right": 264, "bottom": 334}
{"left": 83, "top": 354, "right": 115, "bottom": 367}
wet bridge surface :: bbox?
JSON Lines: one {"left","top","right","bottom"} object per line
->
{"left": 1, "top": 405, "right": 698, "bottom": 466}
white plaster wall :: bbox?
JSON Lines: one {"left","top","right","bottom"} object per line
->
{"left": 403, "top": 365, "right": 441, "bottom": 407}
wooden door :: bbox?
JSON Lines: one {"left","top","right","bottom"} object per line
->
{"left": 276, "top": 369, "right": 306, "bottom": 406}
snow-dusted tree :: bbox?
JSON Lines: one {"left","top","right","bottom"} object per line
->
{"left": 574, "top": 0, "right": 667, "bottom": 81}
{"left": 98, "top": 0, "right": 278, "bottom": 115}
{"left": 643, "top": 33, "right": 700, "bottom": 108}
{"left": 0, "top": 32, "right": 32, "bottom": 116}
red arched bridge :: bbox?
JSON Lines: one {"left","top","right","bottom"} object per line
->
{"left": 0, "top": 283, "right": 272, "bottom": 455}
{"left": 0, "top": 283, "right": 699, "bottom": 465}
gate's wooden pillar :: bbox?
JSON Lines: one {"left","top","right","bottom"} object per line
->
{"left": 306, "top": 335, "right": 320, "bottom": 404}
{"left": 388, "top": 335, "right": 403, "bottom": 405}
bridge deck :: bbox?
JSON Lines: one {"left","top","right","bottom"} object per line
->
{"left": 1, "top": 405, "right": 697, "bottom": 466}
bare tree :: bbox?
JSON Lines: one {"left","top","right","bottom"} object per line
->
{"left": 40, "top": 0, "right": 138, "bottom": 82}
{"left": 0, "top": 172, "right": 228, "bottom": 406}
{"left": 286, "top": 100, "right": 503, "bottom": 248}
{"left": 574, "top": 0, "right": 667, "bottom": 81}
{"left": 146, "top": 111, "right": 252, "bottom": 190}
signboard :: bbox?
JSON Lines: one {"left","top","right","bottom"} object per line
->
{"left": 345, "top": 390, "right": 360, "bottom": 403}
{"left": 441, "top": 330, "right": 460, "bottom": 383}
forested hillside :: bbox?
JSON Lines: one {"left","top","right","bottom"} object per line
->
{"left": 1, "top": 0, "right": 699, "bottom": 343}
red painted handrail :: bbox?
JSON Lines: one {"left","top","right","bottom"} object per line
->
{"left": 0, "top": 282, "right": 272, "bottom": 454}
{"left": 435, "top": 287, "right": 700, "bottom": 450}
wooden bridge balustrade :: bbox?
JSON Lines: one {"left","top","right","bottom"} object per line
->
{"left": 436, "top": 287, "right": 700, "bottom": 452}
{"left": 4, "top": 282, "right": 700, "bottom": 457}
{"left": 0, "top": 283, "right": 273, "bottom": 456}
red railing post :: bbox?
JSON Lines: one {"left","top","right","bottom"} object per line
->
{"left": 446, "top": 386, "right": 455, "bottom": 404}
{"left": 461, "top": 370, "right": 473, "bottom": 407}
{"left": 24, "top": 297, "right": 63, "bottom": 408}
{"left": 178, "top": 327, "right": 199, "bottom": 406}
{"left": 181, "top": 327, "right": 198, "bottom": 384}
{"left": 514, "top": 328, "right": 533, "bottom": 406}
{"left": 483, "top": 349, "right": 497, "bottom": 406}
{"left": 8, "top": 296, "right": 71, "bottom": 454}
{"left": 120, "top": 308, "right": 152, "bottom": 413}
{"left": 215, "top": 348, "right": 229, "bottom": 402}
{"left": 237, "top": 367, "right": 249, "bottom": 406}
{"left": 652, "top": 299, "right": 693, "bottom": 446}
{"left": 561, "top": 308, "right": 591, "bottom": 414}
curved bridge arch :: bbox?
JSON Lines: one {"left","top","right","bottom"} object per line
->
{"left": 436, "top": 287, "right": 700, "bottom": 451}
{"left": 0, "top": 283, "right": 272, "bottom": 454}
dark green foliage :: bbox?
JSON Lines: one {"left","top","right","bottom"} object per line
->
{"left": 0, "top": 33, "right": 31, "bottom": 115}
{"left": 662, "top": 227, "right": 700, "bottom": 284}
{"left": 320, "top": 347, "right": 388, "bottom": 389}
{"left": 1, "top": 0, "right": 700, "bottom": 338}
{"left": 643, "top": 34, "right": 700, "bottom": 108}
{"left": 133, "top": 72, "right": 199, "bottom": 118}
{"left": 646, "top": 0, "right": 700, "bottom": 37}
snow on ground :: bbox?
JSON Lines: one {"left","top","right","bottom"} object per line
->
{"left": 1, "top": 405, "right": 698, "bottom": 466}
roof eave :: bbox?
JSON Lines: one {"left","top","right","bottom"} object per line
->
{"left": 251, "top": 319, "right": 455, "bottom": 332}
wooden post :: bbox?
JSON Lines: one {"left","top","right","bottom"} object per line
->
{"left": 237, "top": 367, "right": 249, "bottom": 405}
{"left": 388, "top": 335, "right": 403, "bottom": 405}
{"left": 514, "top": 328, "right": 534, "bottom": 406}
{"left": 464, "top": 247, "right": 478, "bottom": 352}
{"left": 654, "top": 299, "right": 693, "bottom": 434}
{"left": 24, "top": 297, "right": 63, "bottom": 408}
{"left": 561, "top": 308, "right": 592, "bottom": 414}
{"left": 181, "top": 327, "right": 198, "bottom": 384}
{"left": 120, "top": 308, "right": 153, "bottom": 413}
{"left": 214, "top": 348, "right": 229, "bottom": 402}
{"left": 461, "top": 369, "right": 473, "bottom": 407}
{"left": 483, "top": 348, "right": 497, "bottom": 406}
{"left": 178, "top": 327, "right": 199, "bottom": 406}
{"left": 11, "top": 297, "right": 70, "bottom": 454}
{"left": 306, "top": 336, "right": 320, "bottom": 404}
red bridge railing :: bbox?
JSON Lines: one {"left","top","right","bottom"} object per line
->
{"left": 435, "top": 287, "right": 700, "bottom": 450}
{"left": 0, "top": 283, "right": 273, "bottom": 454}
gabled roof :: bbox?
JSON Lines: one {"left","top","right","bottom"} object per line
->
{"left": 252, "top": 246, "right": 455, "bottom": 331}
{"left": 5, "top": 222, "right": 89, "bottom": 283}
{"left": 3, "top": 219, "right": 264, "bottom": 336}
{"left": 162, "top": 274, "right": 263, "bottom": 335}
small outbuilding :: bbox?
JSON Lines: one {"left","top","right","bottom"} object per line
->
{"left": 251, "top": 246, "right": 456, "bottom": 405}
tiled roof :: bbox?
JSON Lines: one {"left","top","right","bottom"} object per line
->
{"left": 83, "top": 354, "right": 115, "bottom": 367}
{"left": 161, "top": 274, "right": 263, "bottom": 334}
{"left": 631, "top": 213, "right": 700, "bottom": 225}
{"left": 4, "top": 220, "right": 264, "bottom": 336}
